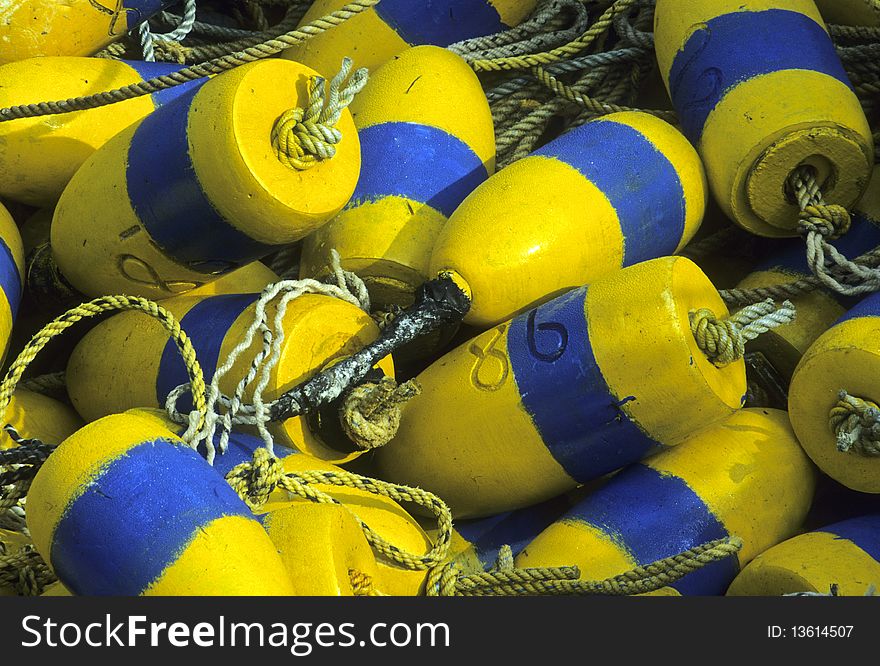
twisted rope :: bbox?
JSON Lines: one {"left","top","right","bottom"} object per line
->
{"left": 0, "top": 545, "right": 56, "bottom": 596}
{"left": 339, "top": 377, "right": 421, "bottom": 451}
{"left": 426, "top": 537, "right": 743, "bottom": 596}
{"left": 137, "top": 0, "right": 197, "bottom": 61}
{"left": 830, "top": 390, "right": 880, "bottom": 456}
{"left": 271, "top": 57, "right": 368, "bottom": 171}
{"left": 0, "top": 0, "right": 379, "bottom": 121}
{"left": 225, "top": 447, "right": 453, "bottom": 571}
{"left": 689, "top": 299, "right": 797, "bottom": 367}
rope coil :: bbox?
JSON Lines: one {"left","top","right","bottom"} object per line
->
{"left": 830, "top": 390, "right": 880, "bottom": 456}
{"left": 689, "top": 299, "right": 797, "bottom": 367}
{"left": 340, "top": 377, "right": 422, "bottom": 451}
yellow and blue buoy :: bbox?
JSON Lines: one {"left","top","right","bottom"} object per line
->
{"left": 26, "top": 413, "right": 297, "bottom": 596}
{"left": 0, "top": 203, "right": 25, "bottom": 364}
{"left": 515, "top": 408, "right": 816, "bottom": 595}
{"left": 0, "top": 389, "right": 83, "bottom": 449}
{"left": 51, "top": 59, "right": 361, "bottom": 299}
{"left": 736, "top": 168, "right": 880, "bottom": 381}
{"left": 789, "top": 291, "right": 880, "bottom": 493}
{"left": 301, "top": 46, "right": 495, "bottom": 322}
{"left": 282, "top": 0, "right": 537, "bottom": 77}
{"left": 0, "top": 57, "right": 204, "bottom": 207}
{"left": 67, "top": 292, "right": 393, "bottom": 462}
{"left": 430, "top": 111, "right": 706, "bottom": 327}
{"left": 728, "top": 514, "right": 880, "bottom": 596}
{"left": 0, "top": 1, "right": 177, "bottom": 64}
{"left": 374, "top": 256, "right": 746, "bottom": 518}
{"left": 654, "top": 0, "right": 874, "bottom": 237}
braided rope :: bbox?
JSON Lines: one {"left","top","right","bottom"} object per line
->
{"left": 426, "top": 538, "right": 743, "bottom": 596}
{"left": 830, "top": 390, "right": 880, "bottom": 456}
{"left": 339, "top": 377, "right": 421, "bottom": 450}
{"left": 349, "top": 568, "right": 385, "bottom": 596}
{"left": 689, "top": 299, "right": 797, "bottom": 367}
{"left": 0, "top": 0, "right": 379, "bottom": 122}
{"left": 270, "top": 57, "right": 368, "bottom": 171}
{"left": 225, "top": 448, "right": 453, "bottom": 571}
{"left": 0, "top": 545, "right": 56, "bottom": 596}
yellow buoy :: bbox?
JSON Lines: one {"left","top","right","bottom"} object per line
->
{"left": 728, "top": 514, "right": 880, "bottom": 596}
{"left": 373, "top": 256, "right": 746, "bottom": 518}
{"left": 51, "top": 59, "right": 361, "bottom": 299}
{"left": 0, "top": 202, "right": 25, "bottom": 363}
{"left": 516, "top": 408, "right": 816, "bottom": 595}
{"left": 0, "top": 56, "right": 204, "bottom": 207}
{"left": 0, "top": 389, "right": 83, "bottom": 449}
{"left": 654, "top": 0, "right": 874, "bottom": 236}
{"left": 281, "top": 0, "right": 537, "bottom": 77}
{"left": 26, "top": 413, "right": 297, "bottom": 595}
{"left": 67, "top": 292, "right": 393, "bottom": 462}
{"left": 0, "top": 1, "right": 177, "bottom": 64}
{"left": 789, "top": 291, "right": 880, "bottom": 492}
{"left": 430, "top": 111, "right": 707, "bottom": 327}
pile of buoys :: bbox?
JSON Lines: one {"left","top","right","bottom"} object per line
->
{"left": 0, "top": 0, "right": 879, "bottom": 599}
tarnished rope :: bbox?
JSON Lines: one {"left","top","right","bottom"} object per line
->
{"left": 830, "top": 390, "right": 880, "bottom": 456}
{"left": 340, "top": 377, "right": 421, "bottom": 451}
{"left": 426, "top": 538, "right": 743, "bottom": 596}
{"left": 225, "top": 447, "right": 453, "bottom": 571}
{"left": 690, "top": 299, "right": 797, "bottom": 367}
{"left": 0, "top": 0, "right": 379, "bottom": 121}
{"left": 0, "top": 545, "right": 56, "bottom": 596}
{"left": 271, "top": 57, "right": 368, "bottom": 171}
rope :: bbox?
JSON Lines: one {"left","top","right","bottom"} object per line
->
{"left": 0, "top": 0, "right": 379, "bottom": 121}
{"left": 225, "top": 447, "right": 453, "bottom": 571}
{"left": 426, "top": 537, "right": 743, "bottom": 596}
{"left": 270, "top": 57, "right": 368, "bottom": 171}
{"left": 349, "top": 568, "right": 384, "bottom": 596}
{"left": 18, "top": 372, "right": 68, "bottom": 401}
{"left": 0, "top": 545, "right": 56, "bottom": 596}
{"left": 689, "top": 299, "right": 797, "bottom": 367}
{"left": 339, "top": 377, "right": 421, "bottom": 451}
{"left": 830, "top": 390, "right": 880, "bottom": 456}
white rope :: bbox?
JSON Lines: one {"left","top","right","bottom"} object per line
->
{"left": 137, "top": 0, "right": 198, "bottom": 62}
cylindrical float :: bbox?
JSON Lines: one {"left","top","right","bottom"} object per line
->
{"left": 67, "top": 292, "right": 393, "bottom": 462}
{"left": 736, "top": 166, "right": 880, "bottom": 382}
{"left": 516, "top": 408, "right": 816, "bottom": 595}
{"left": 0, "top": 1, "right": 177, "bottom": 64}
{"left": 430, "top": 111, "right": 707, "bottom": 327}
{"left": 789, "top": 291, "right": 880, "bottom": 492}
{"left": 281, "top": 0, "right": 537, "bottom": 78}
{"left": 374, "top": 256, "right": 746, "bottom": 518}
{"left": 654, "top": 0, "right": 874, "bottom": 236}
{"left": 0, "top": 57, "right": 204, "bottom": 207}
{"left": 0, "top": 202, "right": 24, "bottom": 363}
{"left": 26, "top": 413, "right": 297, "bottom": 595}
{"left": 51, "top": 59, "right": 361, "bottom": 299}
{"left": 728, "top": 514, "right": 880, "bottom": 596}
{"left": 300, "top": 46, "right": 494, "bottom": 324}
{"left": 0, "top": 389, "right": 83, "bottom": 449}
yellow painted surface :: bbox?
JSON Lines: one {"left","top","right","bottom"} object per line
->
{"left": 728, "top": 530, "right": 880, "bottom": 596}
{"left": 179, "top": 262, "right": 278, "bottom": 300}
{"left": 0, "top": 389, "right": 84, "bottom": 449}
{"left": 0, "top": 201, "right": 23, "bottom": 364}
{"left": 790, "top": 316, "right": 880, "bottom": 492}
{"left": 0, "top": 57, "right": 157, "bottom": 206}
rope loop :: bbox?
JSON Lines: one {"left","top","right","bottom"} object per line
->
{"left": 689, "top": 299, "right": 797, "bottom": 367}
{"left": 830, "top": 390, "right": 880, "bottom": 456}
{"left": 340, "top": 377, "right": 421, "bottom": 451}
{"left": 271, "top": 57, "right": 368, "bottom": 171}
{"left": 798, "top": 203, "right": 852, "bottom": 240}
{"left": 225, "top": 447, "right": 454, "bottom": 571}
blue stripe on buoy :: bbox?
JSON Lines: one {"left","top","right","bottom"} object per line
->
{"left": 123, "top": 1, "right": 177, "bottom": 27}
{"left": 821, "top": 515, "right": 880, "bottom": 561}
{"left": 533, "top": 120, "right": 687, "bottom": 266}
{"left": 50, "top": 438, "right": 253, "bottom": 596}
{"left": 565, "top": 463, "right": 737, "bottom": 595}
{"left": 507, "top": 287, "right": 663, "bottom": 483}
{"left": 126, "top": 90, "right": 275, "bottom": 274}
{"left": 0, "top": 239, "right": 21, "bottom": 321}
{"left": 375, "top": 0, "right": 506, "bottom": 46}
{"left": 122, "top": 60, "right": 207, "bottom": 108}
{"left": 350, "top": 122, "right": 488, "bottom": 218}
{"left": 455, "top": 495, "right": 571, "bottom": 568}
{"left": 834, "top": 290, "right": 880, "bottom": 326}
{"left": 156, "top": 293, "right": 258, "bottom": 411}
{"left": 668, "top": 9, "right": 852, "bottom": 143}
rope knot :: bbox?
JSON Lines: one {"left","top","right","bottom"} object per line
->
{"left": 689, "top": 299, "right": 797, "bottom": 367}
{"left": 271, "top": 57, "right": 368, "bottom": 171}
{"left": 798, "top": 203, "right": 852, "bottom": 240}
{"left": 224, "top": 447, "right": 285, "bottom": 510}
{"left": 340, "top": 377, "right": 422, "bottom": 451}
{"left": 829, "top": 390, "right": 880, "bottom": 456}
